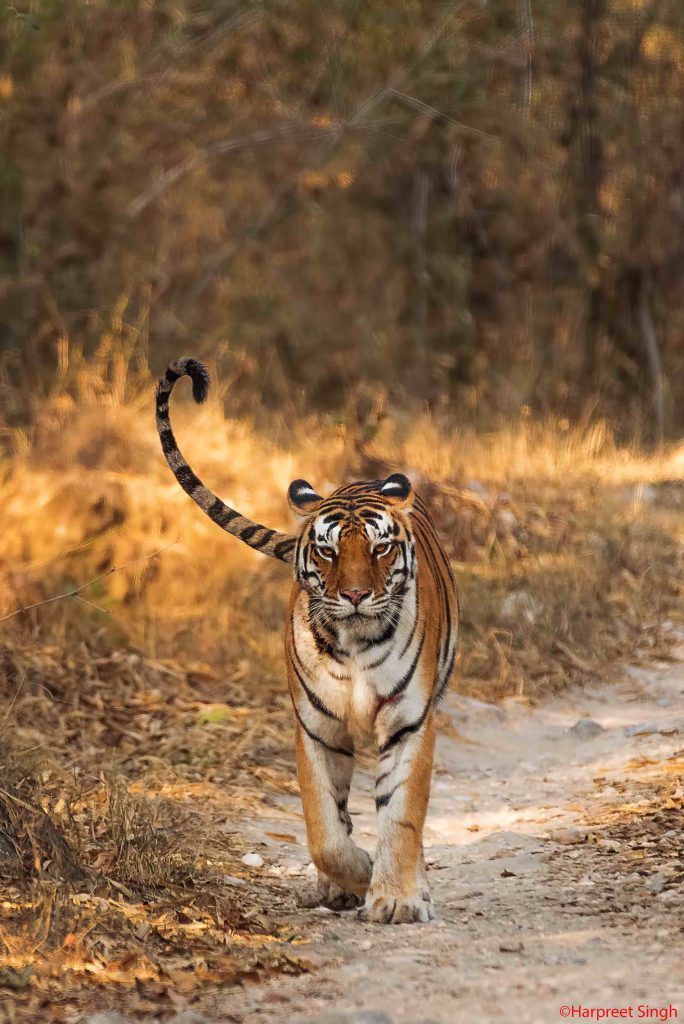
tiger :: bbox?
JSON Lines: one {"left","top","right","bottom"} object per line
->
{"left": 156, "top": 358, "right": 459, "bottom": 924}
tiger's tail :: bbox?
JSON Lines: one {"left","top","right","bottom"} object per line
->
{"left": 156, "top": 359, "right": 297, "bottom": 564}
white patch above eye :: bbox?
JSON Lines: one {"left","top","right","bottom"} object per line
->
{"left": 364, "top": 515, "right": 393, "bottom": 542}
{"left": 313, "top": 517, "right": 342, "bottom": 547}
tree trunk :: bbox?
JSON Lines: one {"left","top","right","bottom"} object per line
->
{"left": 574, "top": 0, "right": 606, "bottom": 393}
{"left": 638, "top": 271, "right": 665, "bottom": 445}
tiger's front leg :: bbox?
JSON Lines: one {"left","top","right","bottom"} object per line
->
{"left": 295, "top": 719, "right": 372, "bottom": 907}
{"left": 361, "top": 704, "right": 436, "bottom": 924}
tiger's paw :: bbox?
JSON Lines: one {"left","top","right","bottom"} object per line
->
{"left": 297, "top": 873, "right": 363, "bottom": 912}
{"left": 322, "top": 883, "right": 364, "bottom": 912}
{"left": 358, "top": 890, "right": 435, "bottom": 924}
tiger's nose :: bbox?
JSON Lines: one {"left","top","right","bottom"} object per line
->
{"left": 340, "top": 588, "right": 371, "bottom": 606}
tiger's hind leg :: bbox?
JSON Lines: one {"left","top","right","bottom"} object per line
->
{"left": 295, "top": 720, "right": 372, "bottom": 905}
{"left": 361, "top": 707, "right": 436, "bottom": 924}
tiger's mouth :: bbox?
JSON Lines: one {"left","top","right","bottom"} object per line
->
{"left": 333, "top": 604, "right": 373, "bottom": 621}
{"left": 331, "top": 597, "right": 393, "bottom": 622}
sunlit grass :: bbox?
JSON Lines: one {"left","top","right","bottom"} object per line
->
{"left": 0, "top": 344, "right": 681, "bottom": 1014}
{"left": 0, "top": 343, "right": 681, "bottom": 687}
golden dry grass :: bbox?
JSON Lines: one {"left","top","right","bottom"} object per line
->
{"left": 0, "top": 344, "right": 682, "bottom": 1020}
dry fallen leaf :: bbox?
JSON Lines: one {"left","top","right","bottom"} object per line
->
{"left": 264, "top": 832, "right": 299, "bottom": 845}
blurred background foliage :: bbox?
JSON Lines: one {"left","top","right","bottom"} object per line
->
{"left": 0, "top": 8, "right": 683, "bottom": 1003}
{"left": 0, "top": 0, "right": 682, "bottom": 437}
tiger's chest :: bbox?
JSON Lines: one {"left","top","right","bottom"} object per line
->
{"left": 289, "top": 586, "right": 420, "bottom": 740}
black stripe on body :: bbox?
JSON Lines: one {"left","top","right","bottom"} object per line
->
{"left": 379, "top": 700, "right": 431, "bottom": 756}
{"left": 292, "top": 657, "right": 338, "bottom": 720}
{"left": 414, "top": 522, "right": 449, "bottom": 614}
{"left": 349, "top": 499, "right": 388, "bottom": 511}
{"left": 433, "top": 641, "right": 458, "bottom": 705}
{"left": 289, "top": 634, "right": 339, "bottom": 721}
{"left": 316, "top": 495, "right": 387, "bottom": 515}
{"left": 375, "top": 786, "right": 399, "bottom": 810}
{"left": 374, "top": 770, "right": 405, "bottom": 811}
{"left": 386, "top": 628, "right": 426, "bottom": 699}
{"left": 307, "top": 606, "right": 345, "bottom": 662}
{"left": 413, "top": 528, "right": 451, "bottom": 654}
{"left": 291, "top": 700, "right": 353, "bottom": 757}
{"left": 311, "top": 622, "right": 339, "bottom": 660}
{"left": 412, "top": 501, "right": 456, "bottom": 583}
{"left": 361, "top": 619, "right": 398, "bottom": 651}
{"left": 293, "top": 534, "right": 304, "bottom": 579}
{"left": 398, "top": 585, "right": 420, "bottom": 658}
{"left": 412, "top": 521, "right": 457, "bottom": 693}
{"left": 366, "top": 646, "right": 394, "bottom": 670}
{"left": 327, "top": 667, "right": 350, "bottom": 682}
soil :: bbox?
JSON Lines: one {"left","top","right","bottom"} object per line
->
{"left": 196, "top": 644, "right": 684, "bottom": 1024}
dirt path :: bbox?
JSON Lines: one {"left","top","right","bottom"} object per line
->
{"left": 203, "top": 647, "right": 684, "bottom": 1024}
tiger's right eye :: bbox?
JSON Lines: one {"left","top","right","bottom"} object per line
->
{"left": 316, "top": 545, "right": 336, "bottom": 560}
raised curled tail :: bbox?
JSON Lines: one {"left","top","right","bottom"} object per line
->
{"left": 156, "top": 359, "right": 296, "bottom": 564}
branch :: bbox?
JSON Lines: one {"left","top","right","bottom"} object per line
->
{"left": 127, "top": 122, "right": 339, "bottom": 217}
{"left": 0, "top": 542, "right": 176, "bottom": 625}
{"left": 388, "top": 89, "right": 495, "bottom": 138}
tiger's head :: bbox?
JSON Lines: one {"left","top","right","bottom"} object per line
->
{"left": 287, "top": 473, "right": 416, "bottom": 623}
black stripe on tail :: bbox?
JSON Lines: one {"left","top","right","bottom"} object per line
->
{"left": 156, "top": 358, "right": 296, "bottom": 565}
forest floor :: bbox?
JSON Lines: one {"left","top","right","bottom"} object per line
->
{"left": 3, "top": 640, "right": 683, "bottom": 1023}
{"left": 1, "top": 363, "right": 683, "bottom": 1022}
{"left": 196, "top": 643, "right": 684, "bottom": 1024}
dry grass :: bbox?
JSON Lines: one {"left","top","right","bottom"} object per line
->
{"left": 0, "top": 344, "right": 682, "bottom": 1019}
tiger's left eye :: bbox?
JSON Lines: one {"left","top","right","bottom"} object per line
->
{"left": 317, "top": 545, "right": 336, "bottom": 560}
{"left": 374, "top": 542, "right": 393, "bottom": 557}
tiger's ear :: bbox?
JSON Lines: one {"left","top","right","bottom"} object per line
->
{"left": 288, "top": 479, "right": 323, "bottom": 517}
{"left": 379, "top": 473, "right": 414, "bottom": 509}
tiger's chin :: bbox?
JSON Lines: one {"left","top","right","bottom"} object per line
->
{"left": 333, "top": 606, "right": 376, "bottom": 621}
{"left": 330, "top": 606, "right": 393, "bottom": 631}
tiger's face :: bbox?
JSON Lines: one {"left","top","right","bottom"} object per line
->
{"left": 288, "top": 474, "right": 416, "bottom": 623}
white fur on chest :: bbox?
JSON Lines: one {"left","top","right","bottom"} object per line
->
{"left": 345, "top": 665, "right": 377, "bottom": 739}
{"left": 292, "top": 584, "right": 418, "bottom": 740}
